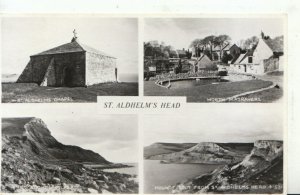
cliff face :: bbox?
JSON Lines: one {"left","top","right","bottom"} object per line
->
{"left": 147, "top": 142, "right": 252, "bottom": 164}
{"left": 172, "top": 140, "right": 283, "bottom": 194}
{"left": 2, "top": 117, "right": 110, "bottom": 164}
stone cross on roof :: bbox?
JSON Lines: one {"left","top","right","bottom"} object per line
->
{"left": 71, "top": 29, "right": 78, "bottom": 42}
{"left": 73, "top": 29, "right": 77, "bottom": 38}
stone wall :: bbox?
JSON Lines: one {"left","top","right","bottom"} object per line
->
{"left": 17, "top": 52, "right": 86, "bottom": 87}
{"left": 263, "top": 57, "right": 279, "bottom": 73}
{"left": 50, "top": 52, "right": 85, "bottom": 87}
{"left": 17, "top": 55, "right": 53, "bottom": 84}
{"left": 85, "top": 52, "right": 116, "bottom": 85}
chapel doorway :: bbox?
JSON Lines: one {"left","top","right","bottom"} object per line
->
{"left": 63, "top": 66, "right": 73, "bottom": 87}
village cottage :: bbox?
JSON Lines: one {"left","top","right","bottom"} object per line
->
{"left": 191, "top": 54, "right": 216, "bottom": 72}
{"left": 17, "top": 30, "right": 117, "bottom": 87}
{"left": 212, "top": 43, "right": 241, "bottom": 62}
{"left": 230, "top": 34, "right": 284, "bottom": 75}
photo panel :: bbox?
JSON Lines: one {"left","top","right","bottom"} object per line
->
{"left": 143, "top": 104, "right": 284, "bottom": 194}
{"left": 1, "top": 106, "right": 139, "bottom": 193}
{"left": 143, "top": 16, "right": 285, "bottom": 103}
{"left": 1, "top": 15, "right": 139, "bottom": 103}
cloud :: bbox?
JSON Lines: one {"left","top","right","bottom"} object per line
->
{"left": 144, "top": 105, "right": 283, "bottom": 146}
{"left": 43, "top": 115, "right": 138, "bottom": 162}
{"left": 1, "top": 17, "right": 138, "bottom": 81}
{"left": 144, "top": 17, "right": 284, "bottom": 49}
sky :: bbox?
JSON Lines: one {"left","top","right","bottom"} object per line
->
{"left": 144, "top": 104, "right": 283, "bottom": 146}
{"left": 45, "top": 115, "right": 138, "bottom": 163}
{"left": 144, "top": 17, "right": 285, "bottom": 50}
{"left": 1, "top": 16, "right": 138, "bottom": 82}
{"left": 1, "top": 104, "right": 138, "bottom": 163}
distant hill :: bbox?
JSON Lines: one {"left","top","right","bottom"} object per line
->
{"left": 145, "top": 142, "right": 253, "bottom": 164}
{"left": 144, "top": 142, "right": 197, "bottom": 159}
{"left": 2, "top": 74, "right": 19, "bottom": 83}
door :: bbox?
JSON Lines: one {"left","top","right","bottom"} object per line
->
{"left": 63, "top": 66, "right": 73, "bottom": 87}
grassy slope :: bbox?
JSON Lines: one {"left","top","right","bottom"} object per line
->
{"left": 217, "top": 143, "right": 254, "bottom": 154}
{"left": 144, "top": 80, "right": 273, "bottom": 102}
{"left": 144, "top": 143, "right": 197, "bottom": 158}
{"left": 237, "top": 73, "right": 283, "bottom": 102}
{"left": 2, "top": 82, "right": 138, "bottom": 103}
{"left": 236, "top": 87, "right": 283, "bottom": 103}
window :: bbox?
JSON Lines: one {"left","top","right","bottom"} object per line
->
{"left": 248, "top": 56, "right": 253, "bottom": 63}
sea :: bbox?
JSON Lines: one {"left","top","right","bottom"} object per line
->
{"left": 144, "top": 160, "right": 222, "bottom": 194}
{"left": 102, "top": 163, "right": 138, "bottom": 176}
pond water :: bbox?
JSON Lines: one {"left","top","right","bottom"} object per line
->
{"left": 163, "top": 79, "right": 228, "bottom": 89}
{"left": 144, "top": 160, "right": 222, "bottom": 194}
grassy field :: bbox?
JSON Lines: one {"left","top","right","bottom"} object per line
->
{"left": 144, "top": 79, "right": 278, "bottom": 102}
{"left": 2, "top": 82, "right": 138, "bottom": 103}
{"left": 230, "top": 87, "right": 283, "bottom": 103}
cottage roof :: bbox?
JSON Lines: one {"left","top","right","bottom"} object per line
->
{"left": 233, "top": 53, "right": 246, "bottom": 64}
{"left": 32, "top": 40, "right": 116, "bottom": 58}
{"left": 196, "top": 54, "right": 213, "bottom": 69}
{"left": 237, "top": 43, "right": 258, "bottom": 64}
{"left": 263, "top": 36, "right": 283, "bottom": 53}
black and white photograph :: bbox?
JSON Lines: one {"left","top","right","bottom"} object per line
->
{"left": 1, "top": 16, "right": 138, "bottom": 103}
{"left": 144, "top": 17, "right": 285, "bottom": 103}
{"left": 143, "top": 105, "right": 283, "bottom": 194}
{"left": 1, "top": 114, "right": 138, "bottom": 193}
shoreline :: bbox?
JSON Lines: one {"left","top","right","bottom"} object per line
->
{"left": 84, "top": 163, "right": 136, "bottom": 170}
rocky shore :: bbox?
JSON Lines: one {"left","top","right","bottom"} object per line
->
{"left": 1, "top": 135, "right": 138, "bottom": 193}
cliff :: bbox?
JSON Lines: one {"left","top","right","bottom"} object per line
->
{"left": 1, "top": 118, "right": 138, "bottom": 193}
{"left": 2, "top": 118, "right": 110, "bottom": 164}
{"left": 146, "top": 142, "right": 253, "bottom": 164}
{"left": 172, "top": 140, "right": 283, "bottom": 194}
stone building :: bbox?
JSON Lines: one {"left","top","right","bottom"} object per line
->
{"left": 230, "top": 34, "right": 284, "bottom": 75}
{"left": 17, "top": 31, "right": 117, "bottom": 87}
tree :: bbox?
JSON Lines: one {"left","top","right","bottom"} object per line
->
{"left": 190, "top": 39, "right": 205, "bottom": 57}
{"left": 144, "top": 42, "right": 153, "bottom": 57}
{"left": 163, "top": 51, "right": 170, "bottom": 59}
{"left": 189, "top": 38, "right": 203, "bottom": 48}
{"left": 221, "top": 52, "right": 233, "bottom": 64}
{"left": 203, "top": 35, "right": 217, "bottom": 60}
{"left": 241, "top": 36, "right": 259, "bottom": 50}
{"left": 215, "top": 35, "right": 231, "bottom": 60}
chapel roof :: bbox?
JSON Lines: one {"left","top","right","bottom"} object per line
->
{"left": 31, "top": 35, "right": 115, "bottom": 58}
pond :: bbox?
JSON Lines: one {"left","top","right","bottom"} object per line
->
{"left": 163, "top": 78, "right": 228, "bottom": 89}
